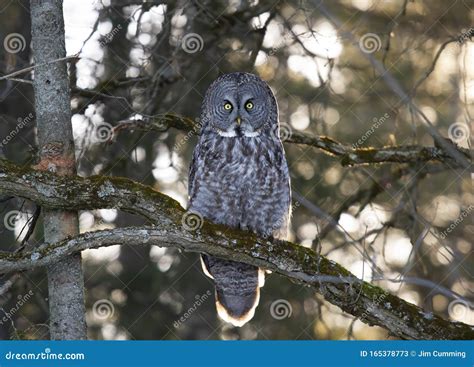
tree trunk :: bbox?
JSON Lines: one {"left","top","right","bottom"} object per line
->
{"left": 29, "top": 0, "right": 86, "bottom": 339}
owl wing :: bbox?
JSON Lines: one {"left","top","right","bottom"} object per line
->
{"left": 187, "top": 140, "right": 263, "bottom": 327}
{"left": 187, "top": 141, "right": 201, "bottom": 202}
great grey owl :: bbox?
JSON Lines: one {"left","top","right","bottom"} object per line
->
{"left": 188, "top": 72, "right": 291, "bottom": 327}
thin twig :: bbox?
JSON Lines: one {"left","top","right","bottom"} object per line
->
{"left": 0, "top": 55, "right": 79, "bottom": 82}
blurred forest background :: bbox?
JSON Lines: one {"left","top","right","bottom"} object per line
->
{"left": 0, "top": 0, "right": 472, "bottom": 340}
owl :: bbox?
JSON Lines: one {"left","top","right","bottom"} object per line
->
{"left": 188, "top": 72, "right": 291, "bottom": 327}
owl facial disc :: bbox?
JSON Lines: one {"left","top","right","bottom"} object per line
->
{"left": 201, "top": 72, "right": 279, "bottom": 139}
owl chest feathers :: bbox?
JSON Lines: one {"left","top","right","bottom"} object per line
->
{"left": 189, "top": 134, "right": 291, "bottom": 236}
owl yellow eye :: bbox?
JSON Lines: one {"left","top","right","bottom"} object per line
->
{"left": 245, "top": 101, "right": 254, "bottom": 110}
{"left": 224, "top": 102, "right": 233, "bottom": 111}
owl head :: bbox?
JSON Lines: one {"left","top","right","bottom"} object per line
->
{"left": 200, "top": 72, "right": 279, "bottom": 138}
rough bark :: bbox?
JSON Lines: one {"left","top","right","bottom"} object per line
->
{"left": 0, "top": 159, "right": 472, "bottom": 340}
{"left": 29, "top": 0, "right": 86, "bottom": 340}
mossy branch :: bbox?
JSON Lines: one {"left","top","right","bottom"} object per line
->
{"left": 112, "top": 114, "right": 471, "bottom": 168}
{"left": 0, "top": 158, "right": 472, "bottom": 340}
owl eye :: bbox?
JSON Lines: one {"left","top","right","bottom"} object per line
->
{"left": 245, "top": 101, "right": 254, "bottom": 110}
{"left": 223, "top": 102, "right": 233, "bottom": 111}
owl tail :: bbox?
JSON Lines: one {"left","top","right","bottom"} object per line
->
{"left": 201, "top": 255, "right": 265, "bottom": 327}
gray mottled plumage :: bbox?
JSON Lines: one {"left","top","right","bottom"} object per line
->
{"left": 188, "top": 72, "right": 291, "bottom": 327}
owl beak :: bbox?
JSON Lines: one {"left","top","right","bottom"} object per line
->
{"left": 235, "top": 116, "right": 241, "bottom": 125}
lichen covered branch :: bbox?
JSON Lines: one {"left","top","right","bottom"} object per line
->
{"left": 0, "top": 159, "right": 472, "bottom": 340}
{"left": 111, "top": 114, "right": 471, "bottom": 168}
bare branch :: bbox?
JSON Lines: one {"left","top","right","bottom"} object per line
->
{"left": 313, "top": 0, "right": 471, "bottom": 170}
{"left": 0, "top": 55, "right": 79, "bottom": 82}
{"left": 410, "top": 37, "right": 459, "bottom": 95}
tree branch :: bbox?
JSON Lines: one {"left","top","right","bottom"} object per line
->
{"left": 0, "top": 55, "right": 79, "bottom": 82}
{"left": 110, "top": 115, "right": 471, "bottom": 168}
{"left": 313, "top": 0, "right": 471, "bottom": 170}
{"left": 0, "top": 158, "right": 472, "bottom": 340}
